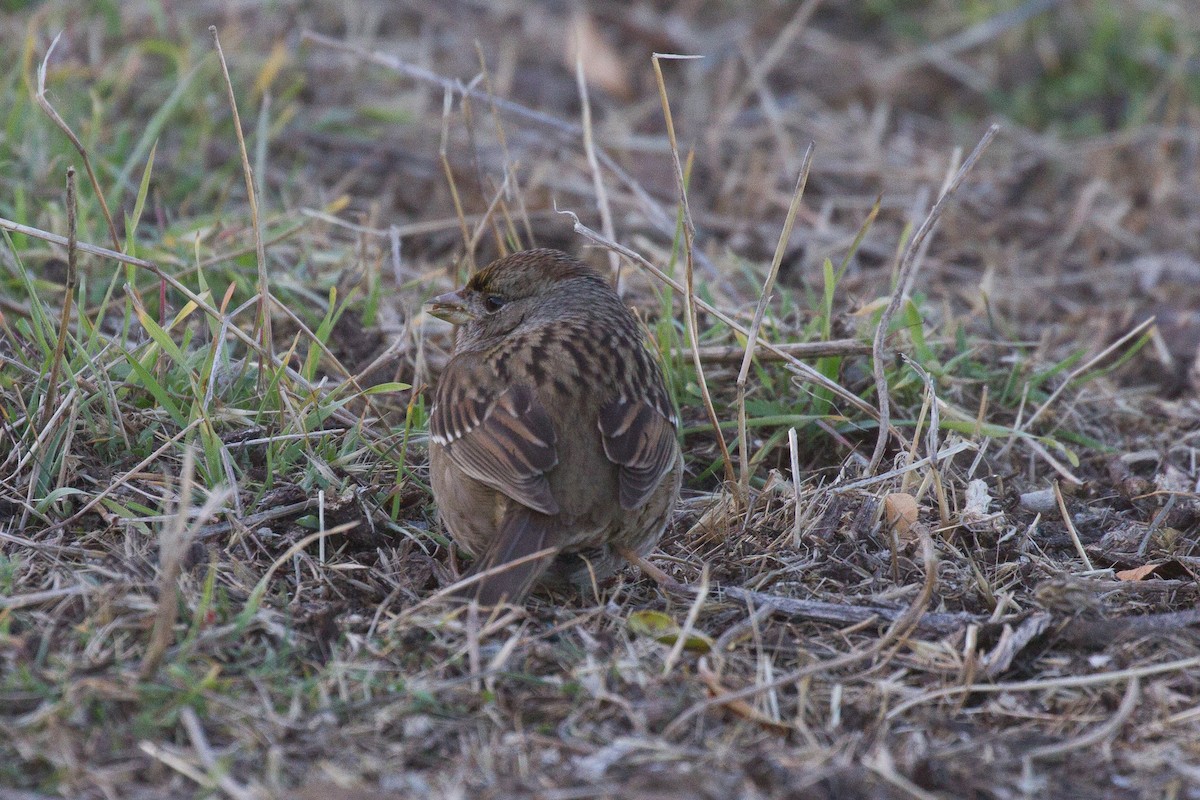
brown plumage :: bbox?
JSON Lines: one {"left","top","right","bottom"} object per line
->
{"left": 427, "top": 249, "right": 682, "bottom": 604}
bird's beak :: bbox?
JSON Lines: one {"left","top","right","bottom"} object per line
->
{"left": 427, "top": 289, "right": 474, "bottom": 325}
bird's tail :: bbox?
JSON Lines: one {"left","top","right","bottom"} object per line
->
{"left": 455, "top": 509, "right": 559, "bottom": 605}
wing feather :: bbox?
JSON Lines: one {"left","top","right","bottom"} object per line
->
{"left": 432, "top": 368, "right": 560, "bottom": 515}
{"left": 598, "top": 394, "right": 678, "bottom": 511}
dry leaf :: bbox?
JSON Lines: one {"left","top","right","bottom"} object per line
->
{"left": 627, "top": 610, "right": 713, "bottom": 653}
{"left": 1115, "top": 559, "right": 1196, "bottom": 581}
{"left": 961, "top": 478, "right": 1002, "bottom": 531}
{"left": 687, "top": 493, "right": 738, "bottom": 545}
{"left": 566, "top": 10, "right": 631, "bottom": 100}
{"left": 981, "top": 612, "right": 1053, "bottom": 679}
{"left": 1108, "top": 457, "right": 1153, "bottom": 501}
{"left": 884, "top": 492, "right": 919, "bottom": 541}
{"left": 1018, "top": 488, "right": 1058, "bottom": 513}
{"left": 697, "top": 660, "right": 791, "bottom": 734}
{"left": 1116, "top": 563, "right": 1162, "bottom": 582}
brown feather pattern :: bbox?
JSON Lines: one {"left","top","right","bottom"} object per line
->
{"left": 428, "top": 249, "right": 682, "bottom": 604}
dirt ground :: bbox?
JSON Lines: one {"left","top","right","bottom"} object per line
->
{"left": 3, "top": 1, "right": 1200, "bottom": 799}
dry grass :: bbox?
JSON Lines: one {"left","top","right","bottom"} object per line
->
{"left": 3, "top": 2, "right": 1200, "bottom": 798}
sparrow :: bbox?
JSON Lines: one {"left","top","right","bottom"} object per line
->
{"left": 427, "top": 249, "right": 682, "bottom": 604}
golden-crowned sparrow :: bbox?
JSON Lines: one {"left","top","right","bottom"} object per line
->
{"left": 427, "top": 249, "right": 682, "bottom": 604}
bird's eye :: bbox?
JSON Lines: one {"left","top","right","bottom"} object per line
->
{"left": 484, "top": 295, "right": 506, "bottom": 312}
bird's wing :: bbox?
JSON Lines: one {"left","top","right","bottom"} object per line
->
{"left": 597, "top": 383, "right": 679, "bottom": 511}
{"left": 431, "top": 364, "right": 560, "bottom": 515}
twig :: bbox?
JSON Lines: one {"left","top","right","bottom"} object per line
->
{"left": 867, "top": 124, "right": 999, "bottom": 474}
{"left": 141, "top": 448, "right": 233, "bottom": 680}
{"left": 736, "top": 145, "right": 814, "bottom": 502}
{"left": 0, "top": 529, "right": 92, "bottom": 557}
{"left": 380, "top": 546, "right": 562, "bottom": 624}
{"left": 1053, "top": 481, "right": 1094, "bottom": 572}
{"left": 712, "top": 0, "right": 822, "bottom": 137}
{"left": 663, "top": 564, "right": 709, "bottom": 675}
{"left": 457, "top": 74, "right": 508, "bottom": 257}
{"left": 688, "top": 339, "right": 870, "bottom": 363}
{"left": 651, "top": 52, "right": 736, "bottom": 489}
{"left": 696, "top": 660, "right": 791, "bottom": 734}
{"left": 151, "top": 454, "right": 194, "bottom": 640}
{"left": 575, "top": 49, "right": 620, "bottom": 290}
{"left": 662, "top": 513, "right": 940, "bottom": 736}
{"left": 474, "top": 43, "right": 528, "bottom": 250}
{"left": 0, "top": 584, "right": 98, "bottom": 610}
{"left": 1018, "top": 316, "right": 1155, "bottom": 434}
{"left": 1136, "top": 493, "right": 1178, "bottom": 559}
{"left": 194, "top": 498, "right": 318, "bottom": 541}
{"left": 237, "top": 524, "right": 357, "bottom": 625}
{"left": 9, "top": 384, "right": 75, "bottom": 482}
{"left": 179, "top": 707, "right": 259, "bottom": 800}
{"left": 618, "top": 545, "right": 673, "bottom": 586}
{"left": 43, "top": 418, "right": 203, "bottom": 534}
{"left": 887, "top": 655, "right": 1200, "bottom": 720}
{"left": 42, "top": 167, "right": 77, "bottom": 432}
{"left": 1025, "top": 676, "right": 1140, "bottom": 761}
{"left": 466, "top": 168, "right": 515, "bottom": 256}
{"left": 301, "top": 30, "right": 727, "bottom": 282}
{"left": 863, "top": 747, "right": 942, "bottom": 800}
{"left": 716, "top": 583, "right": 977, "bottom": 636}
{"left": 139, "top": 742, "right": 213, "bottom": 791}
{"left": 35, "top": 34, "right": 121, "bottom": 252}
{"left": 1023, "top": 435, "right": 1083, "bottom": 485}
{"left": 1053, "top": 608, "right": 1200, "bottom": 649}
{"left": 211, "top": 26, "right": 272, "bottom": 363}
{"left": 902, "top": 355, "right": 950, "bottom": 525}
{"left": 788, "top": 428, "right": 803, "bottom": 544}
{"left": 832, "top": 441, "right": 976, "bottom": 494}
{"left": 439, "top": 88, "right": 474, "bottom": 274}
{"left": 879, "top": 0, "right": 1066, "bottom": 81}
